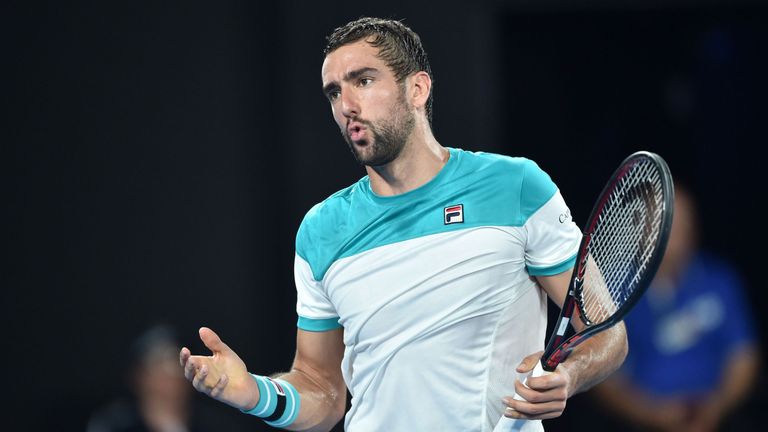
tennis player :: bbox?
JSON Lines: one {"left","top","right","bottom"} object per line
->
{"left": 180, "top": 17, "right": 628, "bottom": 431}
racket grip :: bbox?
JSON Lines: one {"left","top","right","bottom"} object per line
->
{"left": 492, "top": 361, "right": 549, "bottom": 432}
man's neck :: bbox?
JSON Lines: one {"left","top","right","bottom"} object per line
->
{"left": 366, "top": 122, "right": 448, "bottom": 196}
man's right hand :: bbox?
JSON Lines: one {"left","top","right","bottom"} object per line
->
{"left": 180, "top": 327, "right": 259, "bottom": 411}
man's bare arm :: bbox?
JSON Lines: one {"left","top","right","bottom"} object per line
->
{"left": 180, "top": 327, "right": 346, "bottom": 432}
{"left": 538, "top": 270, "right": 628, "bottom": 394}
{"left": 277, "top": 328, "right": 346, "bottom": 431}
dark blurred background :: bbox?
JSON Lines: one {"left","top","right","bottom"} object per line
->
{"left": 5, "top": 0, "right": 767, "bottom": 431}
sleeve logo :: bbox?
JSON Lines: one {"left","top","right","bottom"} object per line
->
{"left": 444, "top": 204, "right": 464, "bottom": 225}
{"left": 266, "top": 377, "right": 286, "bottom": 396}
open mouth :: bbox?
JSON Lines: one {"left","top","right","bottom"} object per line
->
{"left": 347, "top": 123, "right": 367, "bottom": 143}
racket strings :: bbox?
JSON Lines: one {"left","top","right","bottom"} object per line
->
{"left": 580, "top": 159, "right": 665, "bottom": 325}
{"left": 583, "top": 164, "right": 663, "bottom": 320}
{"left": 584, "top": 175, "right": 658, "bottom": 320}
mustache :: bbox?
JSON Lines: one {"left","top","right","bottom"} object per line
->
{"left": 346, "top": 117, "right": 372, "bottom": 128}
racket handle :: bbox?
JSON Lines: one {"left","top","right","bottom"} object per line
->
{"left": 492, "top": 361, "right": 550, "bottom": 432}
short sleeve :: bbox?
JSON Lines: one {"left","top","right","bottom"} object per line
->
{"left": 294, "top": 253, "right": 342, "bottom": 331}
{"left": 521, "top": 161, "right": 581, "bottom": 276}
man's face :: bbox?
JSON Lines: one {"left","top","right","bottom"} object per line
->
{"left": 322, "top": 39, "right": 415, "bottom": 167}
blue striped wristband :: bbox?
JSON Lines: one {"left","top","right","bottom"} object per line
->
{"left": 241, "top": 374, "right": 300, "bottom": 428}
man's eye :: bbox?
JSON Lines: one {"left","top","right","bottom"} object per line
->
{"left": 359, "top": 78, "right": 372, "bottom": 86}
{"left": 328, "top": 91, "right": 340, "bottom": 101}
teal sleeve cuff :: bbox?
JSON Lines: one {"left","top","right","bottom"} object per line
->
{"left": 297, "top": 316, "right": 342, "bottom": 332}
{"left": 527, "top": 253, "right": 577, "bottom": 276}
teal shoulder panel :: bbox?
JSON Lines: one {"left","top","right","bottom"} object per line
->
{"left": 519, "top": 158, "right": 558, "bottom": 225}
{"left": 295, "top": 181, "right": 360, "bottom": 264}
{"left": 295, "top": 149, "right": 561, "bottom": 281}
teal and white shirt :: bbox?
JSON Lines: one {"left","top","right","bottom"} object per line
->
{"left": 294, "top": 148, "right": 581, "bottom": 432}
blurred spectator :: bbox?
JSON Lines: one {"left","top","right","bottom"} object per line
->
{"left": 87, "top": 325, "right": 246, "bottom": 432}
{"left": 593, "top": 185, "right": 759, "bottom": 431}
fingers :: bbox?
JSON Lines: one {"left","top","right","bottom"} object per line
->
{"left": 502, "top": 399, "right": 565, "bottom": 420}
{"left": 525, "top": 371, "right": 566, "bottom": 392}
{"left": 192, "top": 364, "right": 209, "bottom": 391}
{"left": 513, "top": 377, "right": 567, "bottom": 404}
{"left": 184, "top": 355, "right": 199, "bottom": 381}
{"left": 516, "top": 350, "right": 543, "bottom": 373}
{"left": 180, "top": 347, "right": 190, "bottom": 368}
{"left": 210, "top": 373, "right": 230, "bottom": 398}
{"left": 179, "top": 329, "right": 237, "bottom": 404}
{"left": 502, "top": 367, "right": 568, "bottom": 420}
{"left": 503, "top": 384, "right": 567, "bottom": 420}
{"left": 191, "top": 364, "right": 229, "bottom": 397}
{"left": 199, "top": 327, "right": 230, "bottom": 354}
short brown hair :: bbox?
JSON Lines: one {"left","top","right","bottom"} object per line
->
{"left": 325, "top": 17, "right": 434, "bottom": 125}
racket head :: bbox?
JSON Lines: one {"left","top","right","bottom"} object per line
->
{"left": 575, "top": 151, "right": 674, "bottom": 327}
{"left": 541, "top": 151, "right": 674, "bottom": 370}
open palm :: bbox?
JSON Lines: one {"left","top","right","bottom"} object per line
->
{"left": 180, "top": 327, "right": 259, "bottom": 410}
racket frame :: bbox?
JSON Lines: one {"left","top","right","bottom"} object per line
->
{"left": 540, "top": 151, "right": 675, "bottom": 372}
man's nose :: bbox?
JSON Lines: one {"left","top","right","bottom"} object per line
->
{"left": 341, "top": 89, "right": 360, "bottom": 119}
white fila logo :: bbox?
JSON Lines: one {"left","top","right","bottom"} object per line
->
{"left": 444, "top": 204, "right": 464, "bottom": 224}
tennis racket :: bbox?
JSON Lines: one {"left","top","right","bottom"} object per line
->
{"left": 494, "top": 151, "right": 674, "bottom": 431}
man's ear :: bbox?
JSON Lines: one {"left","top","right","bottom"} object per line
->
{"left": 408, "top": 71, "right": 432, "bottom": 111}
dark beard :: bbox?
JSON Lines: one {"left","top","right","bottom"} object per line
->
{"left": 342, "top": 96, "right": 415, "bottom": 167}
